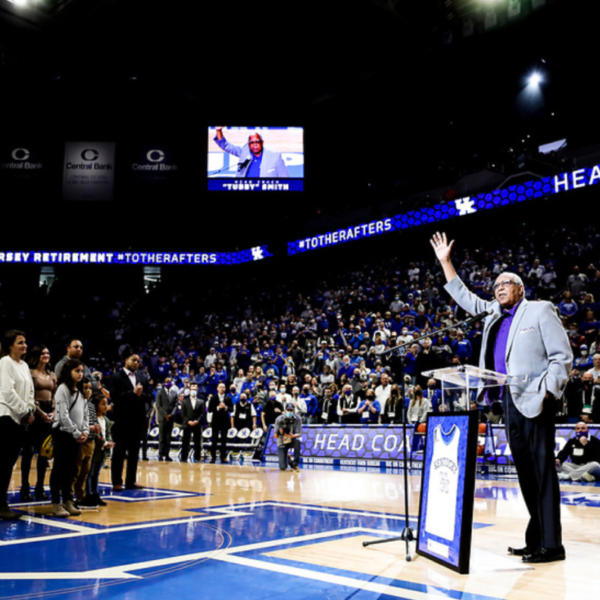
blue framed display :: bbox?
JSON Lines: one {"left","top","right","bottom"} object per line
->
{"left": 416, "top": 412, "right": 478, "bottom": 574}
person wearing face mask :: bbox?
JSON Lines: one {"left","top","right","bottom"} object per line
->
{"left": 261, "top": 390, "right": 284, "bottom": 433}
{"left": 288, "top": 386, "right": 307, "bottom": 418}
{"left": 555, "top": 421, "right": 600, "bottom": 481}
{"left": 565, "top": 370, "right": 600, "bottom": 422}
{"left": 423, "top": 378, "right": 442, "bottom": 412}
{"left": 276, "top": 385, "right": 292, "bottom": 407}
{"left": 231, "top": 393, "right": 257, "bottom": 431}
{"left": 320, "top": 386, "right": 337, "bottom": 424}
{"left": 274, "top": 403, "right": 302, "bottom": 472}
{"left": 337, "top": 355, "right": 355, "bottom": 381}
{"left": 181, "top": 384, "right": 205, "bottom": 463}
{"left": 337, "top": 384, "right": 360, "bottom": 424}
{"left": 358, "top": 390, "right": 381, "bottom": 424}
{"left": 573, "top": 345, "right": 593, "bottom": 371}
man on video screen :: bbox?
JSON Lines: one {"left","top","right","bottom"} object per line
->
{"left": 214, "top": 127, "right": 289, "bottom": 178}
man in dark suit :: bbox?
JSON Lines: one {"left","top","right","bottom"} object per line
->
{"left": 156, "top": 378, "right": 177, "bottom": 461}
{"left": 110, "top": 354, "right": 152, "bottom": 490}
{"left": 181, "top": 384, "right": 205, "bottom": 462}
{"left": 208, "top": 382, "right": 233, "bottom": 463}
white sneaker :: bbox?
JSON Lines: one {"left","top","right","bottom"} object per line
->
{"left": 52, "top": 503, "right": 70, "bottom": 518}
{"left": 582, "top": 472, "right": 595, "bottom": 482}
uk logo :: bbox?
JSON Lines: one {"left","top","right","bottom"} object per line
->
{"left": 251, "top": 246, "right": 264, "bottom": 261}
{"left": 455, "top": 197, "right": 477, "bottom": 216}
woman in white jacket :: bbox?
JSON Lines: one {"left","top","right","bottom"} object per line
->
{"left": 0, "top": 330, "right": 35, "bottom": 520}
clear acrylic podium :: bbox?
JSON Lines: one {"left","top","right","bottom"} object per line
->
{"left": 421, "top": 365, "right": 525, "bottom": 410}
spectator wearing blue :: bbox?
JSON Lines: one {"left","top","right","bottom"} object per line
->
{"left": 299, "top": 385, "right": 318, "bottom": 424}
{"left": 579, "top": 310, "right": 600, "bottom": 343}
{"left": 156, "top": 357, "right": 171, "bottom": 382}
{"left": 205, "top": 365, "right": 220, "bottom": 396}
{"left": 215, "top": 361, "right": 228, "bottom": 384}
{"left": 241, "top": 373, "right": 257, "bottom": 397}
{"left": 423, "top": 379, "right": 442, "bottom": 412}
{"left": 229, "top": 384, "right": 241, "bottom": 405}
{"left": 452, "top": 330, "right": 472, "bottom": 363}
{"left": 337, "top": 355, "right": 355, "bottom": 381}
{"left": 358, "top": 390, "right": 381, "bottom": 424}
{"left": 573, "top": 345, "right": 593, "bottom": 371}
{"left": 334, "top": 322, "right": 348, "bottom": 348}
{"left": 558, "top": 291, "right": 578, "bottom": 319}
{"left": 194, "top": 365, "right": 209, "bottom": 396}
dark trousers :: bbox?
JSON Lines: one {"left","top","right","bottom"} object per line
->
{"left": 277, "top": 438, "right": 301, "bottom": 470}
{"left": 111, "top": 433, "right": 142, "bottom": 487}
{"left": 86, "top": 459, "right": 103, "bottom": 496}
{"left": 181, "top": 424, "right": 202, "bottom": 461}
{"left": 50, "top": 430, "right": 79, "bottom": 504}
{"left": 0, "top": 416, "right": 25, "bottom": 505}
{"left": 505, "top": 389, "right": 562, "bottom": 550}
{"left": 211, "top": 422, "right": 228, "bottom": 459}
{"left": 20, "top": 423, "right": 50, "bottom": 494}
{"left": 158, "top": 418, "right": 174, "bottom": 458}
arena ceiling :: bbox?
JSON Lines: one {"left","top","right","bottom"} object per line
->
{"left": 0, "top": 0, "right": 595, "bottom": 249}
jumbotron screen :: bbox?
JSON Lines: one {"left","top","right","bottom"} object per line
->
{"left": 207, "top": 126, "right": 304, "bottom": 192}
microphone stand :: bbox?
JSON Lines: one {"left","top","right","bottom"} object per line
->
{"left": 361, "top": 310, "right": 489, "bottom": 560}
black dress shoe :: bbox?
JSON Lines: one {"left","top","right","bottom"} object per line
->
{"left": 35, "top": 489, "right": 49, "bottom": 501}
{"left": 508, "top": 546, "right": 533, "bottom": 556}
{"left": 210, "top": 458, "right": 216, "bottom": 464}
{"left": 165, "top": 457, "right": 173, "bottom": 462}
{"left": 20, "top": 491, "right": 35, "bottom": 503}
{"left": 125, "top": 483, "right": 144, "bottom": 490}
{"left": 522, "top": 546, "right": 566, "bottom": 563}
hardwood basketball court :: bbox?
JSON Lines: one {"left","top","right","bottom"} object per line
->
{"left": 1, "top": 456, "right": 597, "bottom": 600}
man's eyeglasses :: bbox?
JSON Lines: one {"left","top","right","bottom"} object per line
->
{"left": 493, "top": 280, "right": 519, "bottom": 291}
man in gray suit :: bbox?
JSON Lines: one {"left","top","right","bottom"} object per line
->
{"left": 214, "top": 127, "right": 289, "bottom": 178}
{"left": 431, "top": 232, "right": 572, "bottom": 564}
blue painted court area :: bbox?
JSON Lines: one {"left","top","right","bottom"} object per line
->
{"left": 0, "top": 501, "right": 498, "bottom": 600}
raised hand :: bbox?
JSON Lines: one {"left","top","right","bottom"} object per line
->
{"left": 430, "top": 231, "right": 454, "bottom": 264}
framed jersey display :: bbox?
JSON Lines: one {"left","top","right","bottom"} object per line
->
{"left": 416, "top": 412, "right": 478, "bottom": 574}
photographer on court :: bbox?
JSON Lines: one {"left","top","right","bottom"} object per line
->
{"left": 274, "top": 403, "right": 302, "bottom": 473}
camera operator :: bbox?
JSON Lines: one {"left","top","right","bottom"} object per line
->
{"left": 274, "top": 403, "right": 302, "bottom": 473}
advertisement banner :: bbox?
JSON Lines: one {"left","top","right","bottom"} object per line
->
{"left": 62, "top": 141, "right": 116, "bottom": 201}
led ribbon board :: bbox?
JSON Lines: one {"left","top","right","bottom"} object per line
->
{"left": 287, "top": 163, "right": 600, "bottom": 255}
{"left": 0, "top": 246, "right": 271, "bottom": 265}
{"left": 263, "top": 425, "right": 412, "bottom": 461}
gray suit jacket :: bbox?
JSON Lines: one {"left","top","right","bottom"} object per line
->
{"left": 445, "top": 277, "right": 572, "bottom": 418}
{"left": 215, "top": 136, "right": 289, "bottom": 178}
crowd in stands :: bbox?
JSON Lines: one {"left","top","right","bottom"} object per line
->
{"left": 2, "top": 221, "right": 600, "bottom": 516}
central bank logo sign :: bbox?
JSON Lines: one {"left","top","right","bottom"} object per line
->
{"left": 81, "top": 149, "right": 99, "bottom": 161}
{"left": 62, "top": 141, "right": 116, "bottom": 201}
{"left": 131, "top": 146, "right": 178, "bottom": 179}
{"left": 147, "top": 149, "right": 165, "bottom": 162}
{"left": 12, "top": 148, "right": 29, "bottom": 161}
{"left": 0, "top": 146, "right": 43, "bottom": 173}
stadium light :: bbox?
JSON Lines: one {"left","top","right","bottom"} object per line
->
{"left": 528, "top": 72, "right": 542, "bottom": 86}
